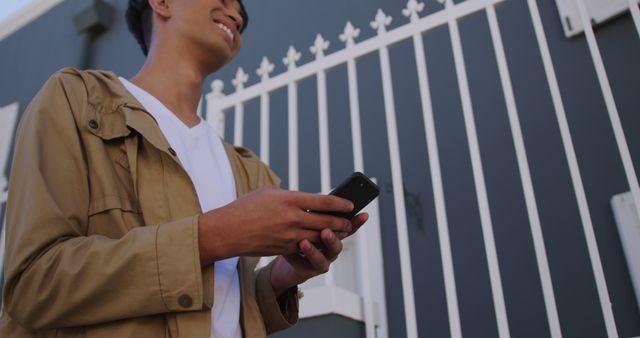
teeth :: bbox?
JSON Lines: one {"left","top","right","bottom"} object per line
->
{"left": 216, "top": 22, "right": 234, "bottom": 42}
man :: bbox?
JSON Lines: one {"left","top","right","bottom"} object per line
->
{"left": 0, "top": 0, "right": 368, "bottom": 337}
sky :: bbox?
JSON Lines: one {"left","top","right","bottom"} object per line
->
{"left": 0, "top": 0, "right": 34, "bottom": 25}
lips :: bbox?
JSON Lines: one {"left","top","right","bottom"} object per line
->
{"left": 213, "top": 19, "right": 235, "bottom": 45}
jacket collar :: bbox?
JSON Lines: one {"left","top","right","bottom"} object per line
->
{"left": 69, "top": 68, "right": 178, "bottom": 157}
{"left": 66, "top": 67, "right": 252, "bottom": 196}
{"left": 120, "top": 102, "right": 173, "bottom": 155}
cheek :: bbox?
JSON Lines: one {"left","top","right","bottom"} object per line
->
{"left": 234, "top": 37, "right": 243, "bottom": 53}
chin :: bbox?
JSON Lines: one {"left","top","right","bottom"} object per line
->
{"left": 203, "top": 46, "right": 235, "bottom": 73}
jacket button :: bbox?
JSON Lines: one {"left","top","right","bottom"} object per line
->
{"left": 88, "top": 119, "right": 99, "bottom": 130}
{"left": 178, "top": 294, "right": 193, "bottom": 308}
{"left": 168, "top": 147, "right": 177, "bottom": 156}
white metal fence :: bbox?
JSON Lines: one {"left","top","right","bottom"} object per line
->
{"left": 0, "top": 0, "right": 638, "bottom": 336}
{"left": 205, "top": 0, "right": 640, "bottom": 337}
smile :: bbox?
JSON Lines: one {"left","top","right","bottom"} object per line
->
{"left": 215, "top": 22, "right": 234, "bottom": 43}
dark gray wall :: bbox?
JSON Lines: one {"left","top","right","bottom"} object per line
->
{"left": 1, "top": 1, "right": 639, "bottom": 337}
{"left": 270, "top": 315, "right": 365, "bottom": 338}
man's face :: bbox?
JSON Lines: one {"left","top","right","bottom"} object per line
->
{"left": 167, "top": 0, "right": 245, "bottom": 69}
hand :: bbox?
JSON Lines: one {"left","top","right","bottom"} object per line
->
{"left": 270, "top": 213, "right": 369, "bottom": 296}
{"left": 197, "top": 186, "right": 355, "bottom": 266}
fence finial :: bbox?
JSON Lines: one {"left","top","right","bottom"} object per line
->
{"left": 310, "top": 34, "right": 330, "bottom": 58}
{"left": 371, "top": 9, "right": 392, "bottom": 35}
{"left": 283, "top": 46, "right": 302, "bottom": 70}
{"left": 340, "top": 22, "right": 361, "bottom": 47}
{"left": 232, "top": 67, "right": 249, "bottom": 91}
{"left": 257, "top": 57, "right": 275, "bottom": 82}
{"left": 210, "top": 80, "right": 225, "bottom": 98}
{"left": 403, "top": 0, "right": 425, "bottom": 22}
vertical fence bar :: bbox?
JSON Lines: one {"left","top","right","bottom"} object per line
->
{"left": 486, "top": 5, "right": 562, "bottom": 337}
{"left": 444, "top": 1, "right": 510, "bottom": 336}
{"left": 310, "top": 34, "right": 335, "bottom": 286}
{"left": 233, "top": 104, "right": 244, "bottom": 146}
{"left": 257, "top": 57, "right": 275, "bottom": 165}
{"left": 342, "top": 23, "right": 366, "bottom": 174}
{"left": 259, "top": 95, "right": 270, "bottom": 164}
{"left": 197, "top": 96, "right": 204, "bottom": 118}
{"left": 232, "top": 68, "right": 249, "bottom": 147}
{"left": 340, "top": 21, "right": 379, "bottom": 338}
{"left": 526, "top": 0, "right": 619, "bottom": 337}
{"left": 287, "top": 84, "right": 299, "bottom": 191}
{"left": 0, "top": 215, "right": 6, "bottom": 288}
{"left": 0, "top": 178, "right": 6, "bottom": 205}
{"left": 577, "top": 1, "right": 636, "bottom": 336}
{"left": 257, "top": 57, "right": 273, "bottom": 272}
{"left": 284, "top": 47, "right": 302, "bottom": 191}
{"left": 403, "top": 2, "right": 462, "bottom": 337}
{"left": 206, "top": 81, "right": 226, "bottom": 138}
{"left": 311, "top": 35, "right": 333, "bottom": 195}
{"left": 317, "top": 69, "right": 331, "bottom": 191}
{"left": 576, "top": 0, "right": 640, "bottom": 238}
{"left": 627, "top": 0, "right": 640, "bottom": 38}
{"left": 0, "top": 103, "right": 20, "bottom": 194}
{"left": 0, "top": 102, "right": 20, "bottom": 313}
{"left": 371, "top": 9, "right": 419, "bottom": 338}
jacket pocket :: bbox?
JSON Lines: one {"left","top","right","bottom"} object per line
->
{"left": 88, "top": 195, "right": 144, "bottom": 237}
{"left": 89, "top": 195, "right": 140, "bottom": 215}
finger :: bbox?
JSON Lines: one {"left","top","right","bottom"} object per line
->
{"left": 297, "top": 210, "right": 352, "bottom": 233}
{"left": 297, "top": 229, "right": 322, "bottom": 246}
{"left": 286, "top": 229, "right": 322, "bottom": 254}
{"left": 334, "top": 231, "right": 350, "bottom": 240}
{"left": 289, "top": 191, "right": 354, "bottom": 213}
{"left": 299, "top": 239, "right": 331, "bottom": 274}
{"left": 350, "top": 212, "right": 369, "bottom": 229}
{"left": 320, "top": 229, "right": 342, "bottom": 262}
{"left": 336, "top": 213, "right": 369, "bottom": 240}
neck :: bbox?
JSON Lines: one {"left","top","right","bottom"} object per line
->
{"left": 130, "top": 44, "right": 208, "bottom": 128}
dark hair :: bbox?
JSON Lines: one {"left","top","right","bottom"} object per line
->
{"left": 126, "top": 0, "right": 249, "bottom": 56}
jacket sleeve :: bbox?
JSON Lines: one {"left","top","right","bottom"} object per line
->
{"left": 255, "top": 261, "right": 299, "bottom": 334}
{"left": 2, "top": 72, "right": 206, "bottom": 330}
{"left": 250, "top": 162, "right": 300, "bottom": 333}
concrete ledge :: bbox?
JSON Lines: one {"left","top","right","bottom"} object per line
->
{"left": 299, "top": 286, "right": 363, "bottom": 321}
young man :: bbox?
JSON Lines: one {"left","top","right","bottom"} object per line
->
{"left": 0, "top": 0, "right": 368, "bottom": 337}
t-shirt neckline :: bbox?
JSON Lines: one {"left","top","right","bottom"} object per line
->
{"left": 118, "top": 77, "right": 204, "bottom": 133}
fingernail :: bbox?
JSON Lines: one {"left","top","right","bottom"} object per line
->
{"left": 302, "top": 242, "right": 312, "bottom": 252}
{"left": 327, "top": 231, "right": 335, "bottom": 240}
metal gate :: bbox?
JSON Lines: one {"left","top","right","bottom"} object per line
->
{"left": 205, "top": 0, "right": 640, "bottom": 337}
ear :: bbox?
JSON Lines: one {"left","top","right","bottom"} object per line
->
{"left": 148, "top": 0, "right": 171, "bottom": 20}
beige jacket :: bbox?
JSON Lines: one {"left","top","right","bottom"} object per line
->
{"left": 0, "top": 68, "right": 298, "bottom": 337}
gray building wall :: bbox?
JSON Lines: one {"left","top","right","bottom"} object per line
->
{"left": 1, "top": 0, "right": 639, "bottom": 337}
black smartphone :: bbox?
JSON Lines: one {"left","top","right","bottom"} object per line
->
{"left": 301, "top": 172, "right": 379, "bottom": 254}
{"left": 320, "top": 172, "right": 380, "bottom": 219}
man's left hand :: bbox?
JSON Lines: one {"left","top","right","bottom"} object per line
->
{"left": 270, "top": 213, "right": 369, "bottom": 296}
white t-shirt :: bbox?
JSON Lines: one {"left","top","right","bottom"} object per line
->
{"left": 120, "top": 78, "right": 242, "bottom": 338}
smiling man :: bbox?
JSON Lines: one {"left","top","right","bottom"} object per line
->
{"left": 0, "top": 0, "right": 368, "bottom": 337}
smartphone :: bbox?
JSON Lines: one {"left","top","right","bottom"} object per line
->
{"left": 319, "top": 172, "right": 380, "bottom": 219}
{"left": 302, "top": 172, "right": 379, "bottom": 254}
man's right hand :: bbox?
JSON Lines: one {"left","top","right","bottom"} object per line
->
{"left": 197, "top": 186, "right": 354, "bottom": 266}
